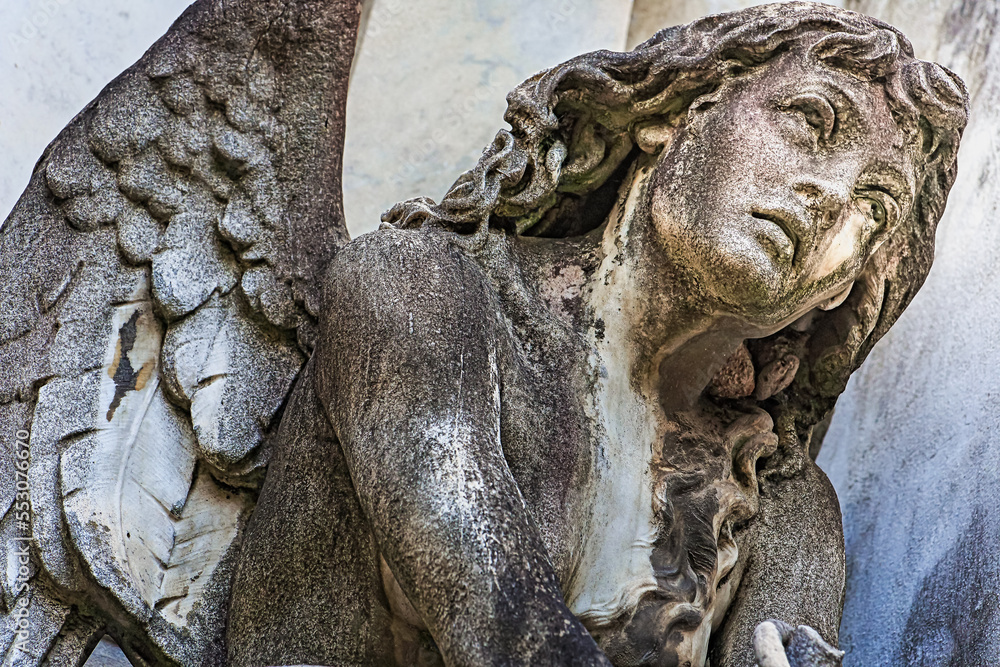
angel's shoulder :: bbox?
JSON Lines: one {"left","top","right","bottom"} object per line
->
{"left": 323, "top": 225, "right": 502, "bottom": 335}
{"left": 328, "top": 225, "right": 471, "bottom": 284}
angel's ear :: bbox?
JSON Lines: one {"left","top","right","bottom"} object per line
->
{"left": 816, "top": 282, "right": 854, "bottom": 311}
{"left": 634, "top": 120, "right": 679, "bottom": 154}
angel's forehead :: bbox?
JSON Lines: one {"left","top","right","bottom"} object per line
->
{"left": 728, "top": 49, "right": 918, "bottom": 183}
{"left": 747, "top": 49, "right": 883, "bottom": 105}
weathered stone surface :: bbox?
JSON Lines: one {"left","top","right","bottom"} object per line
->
{"left": 183, "top": 293, "right": 305, "bottom": 473}
{"left": 233, "top": 4, "right": 963, "bottom": 665}
{"left": 0, "top": 0, "right": 361, "bottom": 664}
{"left": 710, "top": 461, "right": 846, "bottom": 666}
{"left": 752, "top": 620, "right": 844, "bottom": 666}
{"left": 0, "top": 2, "right": 972, "bottom": 667}
{"left": 227, "top": 361, "right": 395, "bottom": 667}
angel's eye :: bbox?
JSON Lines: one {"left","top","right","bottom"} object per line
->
{"left": 780, "top": 93, "right": 836, "bottom": 142}
{"left": 855, "top": 190, "right": 896, "bottom": 233}
{"left": 866, "top": 199, "right": 887, "bottom": 227}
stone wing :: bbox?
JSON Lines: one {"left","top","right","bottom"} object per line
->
{"left": 0, "top": 0, "right": 359, "bottom": 664}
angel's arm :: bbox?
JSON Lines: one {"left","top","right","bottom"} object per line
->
{"left": 710, "top": 458, "right": 845, "bottom": 667}
{"left": 316, "top": 228, "right": 610, "bottom": 666}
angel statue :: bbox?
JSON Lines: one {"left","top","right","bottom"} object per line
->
{"left": 0, "top": 0, "right": 966, "bottom": 666}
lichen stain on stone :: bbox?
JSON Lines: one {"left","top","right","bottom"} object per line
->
{"left": 106, "top": 309, "right": 154, "bottom": 421}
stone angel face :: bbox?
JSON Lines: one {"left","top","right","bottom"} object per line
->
{"left": 0, "top": 2, "right": 965, "bottom": 667}
{"left": 650, "top": 46, "right": 919, "bottom": 327}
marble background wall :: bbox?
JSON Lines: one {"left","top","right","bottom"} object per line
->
{"left": 0, "top": 0, "right": 192, "bottom": 233}
{"left": 343, "top": 0, "right": 633, "bottom": 235}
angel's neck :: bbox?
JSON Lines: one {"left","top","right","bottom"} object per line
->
{"left": 586, "top": 243, "right": 747, "bottom": 410}
{"left": 581, "top": 168, "right": 750, "bottom": 408}
{"left": 504, "top": 165, "right": 755, "bottom": 409}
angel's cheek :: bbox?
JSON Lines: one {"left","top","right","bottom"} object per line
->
{"left": 803, "top": 210, "right": 869, "bottom": 300}
{"left": 800, "top": 210, "right": 871, "bottom": 312}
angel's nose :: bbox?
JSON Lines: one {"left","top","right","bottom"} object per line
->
{"left": 793, "top": 177, "right": 853, "bottom": 241}
{"left": 793, "top": 177, "right": 850, "bottom": 215}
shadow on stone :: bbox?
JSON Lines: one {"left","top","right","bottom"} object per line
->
{"left": 898, "top": 508, "right": 1000, "bottom": 666}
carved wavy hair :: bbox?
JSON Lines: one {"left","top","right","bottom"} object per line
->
{"left": 386, "top": 0, "right": 967, "bottom": 431}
